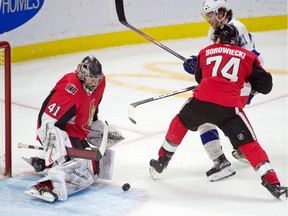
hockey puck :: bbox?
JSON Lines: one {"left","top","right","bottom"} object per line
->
{"left": 122, "top": 183, "right": 130, "bottom": 191}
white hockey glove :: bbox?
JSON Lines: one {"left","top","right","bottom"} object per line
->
{"left": 87, "top": 120, "right": 124, "bottom": 148}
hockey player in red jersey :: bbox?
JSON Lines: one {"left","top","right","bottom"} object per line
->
{"left": 150, "top": 24, "right": 287, "bottom": 199}
{"left": 182, "top": 0, "right": 265, "bottom": 182}
{"left": 25, "top": 56, "right": 124, "bottom": 202}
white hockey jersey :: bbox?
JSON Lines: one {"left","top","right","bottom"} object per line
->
{"left": 207, "top": 18, "right": 264, "bottom": 65}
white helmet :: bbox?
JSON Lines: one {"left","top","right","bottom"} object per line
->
{"left": 202, "top": 0, "right": 229, "bottom": 15}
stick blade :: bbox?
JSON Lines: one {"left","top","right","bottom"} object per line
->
{"left": 128, "top": 104, "right": 137, "bottom": 124}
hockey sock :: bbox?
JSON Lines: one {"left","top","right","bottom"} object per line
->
{"left": 165, "top": 114, "right": 188, "bottom": 145}
{"left": 239, "top": 141, "right": 280, "bottom": 185}
{"left": 261, "top": 172, "right": 280, "bottom": 185}
{"left": 199, "top": 126, "right": 222, "bottom": 161}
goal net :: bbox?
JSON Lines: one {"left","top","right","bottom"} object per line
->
{"left": 0, "top": 41, "right": 12, "bottom": 177}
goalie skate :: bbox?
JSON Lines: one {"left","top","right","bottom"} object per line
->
{"left": 25, "top": 186, "right": 58, "bottom": 203}
{"left": 206, "top": 154, "right": 236, "bottom": 182}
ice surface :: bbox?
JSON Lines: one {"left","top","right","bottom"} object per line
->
{"left": 0, "top": 30, "right": 287, "bottom": 216}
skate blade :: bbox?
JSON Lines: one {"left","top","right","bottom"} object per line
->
{"left": 149, "top": 166, "right": 159, "bottom": 180}
{"left": 279, "top": 186, "right": 288, "bottom": 200}
{"left": 208, "top": 167, "right": 236, "bottom": 182}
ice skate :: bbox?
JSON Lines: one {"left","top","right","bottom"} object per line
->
{"left": 262, "top": 179, "right": 287, "bottom": 199}
{"left": 25, "top": 185, "right": 58, "bottom": 203}
{"left": 149, "top": 157, "right": 169, "bottom": 180}
{"left": 206, "top": 154, "right": 236, "bottom": 182}
{"left": 231, "top": 149, "right": 249, "bottom": 164}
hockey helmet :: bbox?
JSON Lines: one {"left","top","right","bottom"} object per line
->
{"left": 76, "top": 55, "right": 104, "bottom": 95}
{"left": 202, "top": 0, "right": 229, "bottom": 15}
{"left": 212, "top": 24, "right": 239, "bottom": 45}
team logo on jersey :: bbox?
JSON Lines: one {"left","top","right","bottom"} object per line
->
{"left": 65, "top": 83, "right": 78, "bottom": 95}
{"left": 83, "top": 99, "right": 96, "bottom": 131}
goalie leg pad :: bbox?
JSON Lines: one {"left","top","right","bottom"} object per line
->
{"left": 47, "top": 158, "right": 95, "bottom": 200}
{"left": 98, "top": 149, "right": 115, "bottom": 180}
{"left": 48, "top": 167, "right": 67, "bottom": 201}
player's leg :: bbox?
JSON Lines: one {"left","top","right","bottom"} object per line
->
{"left": 221, "top": 110, "right": 286, "bottom": 199}
{"left": 150, "top": 114, "right": 188, "bottom": 179}
{"left": 198, "top": 123, "right": 235, "bottom": 182}
{"left": 25, "top": 158, "right": 97, "bottom": 202}
{"left": 150, "top": 97, "right": 202, "bottom": 179}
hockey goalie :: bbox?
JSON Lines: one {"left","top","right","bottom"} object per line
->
{"left": 24, "top": 56, "right": 124, "bottom": 202}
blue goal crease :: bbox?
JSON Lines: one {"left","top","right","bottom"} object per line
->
{"left": 0, "top": 173, "right": 144, "bottom": 216}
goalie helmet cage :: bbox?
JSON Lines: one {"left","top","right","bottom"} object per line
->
{"left": 0, "top": 41, "right": 12, "bottom": 177}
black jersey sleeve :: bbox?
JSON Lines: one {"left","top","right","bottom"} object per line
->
{"left": 247, "top": 61, "right": 272, "bottom": 94}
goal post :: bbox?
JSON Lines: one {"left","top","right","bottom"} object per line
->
{"left": 0, "top": 41, "right": 12, "bottom": 177}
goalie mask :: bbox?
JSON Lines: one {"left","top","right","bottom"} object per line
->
{"left": 76, "top": 55, "right": 104, "bottom": 95}
{"left": 212, "top": 24, "right": 239, "bottom": 45}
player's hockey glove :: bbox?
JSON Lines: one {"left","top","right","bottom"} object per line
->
{"left": 247, "top": 90, "right": 258, "bottom": 105}
{"left": 183, "top": 55, "right": 197, "bottom": 75}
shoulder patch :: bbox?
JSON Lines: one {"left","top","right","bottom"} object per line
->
{"left": 65, "top": 83, "right": 78, "bottom": 95}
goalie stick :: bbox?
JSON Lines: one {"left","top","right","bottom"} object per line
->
{"left": 18, "top": 122, "right": 108, "bottom": 161}
{"left": 115, "top": 0, "right": 187, "bottom": 61}
{"left": 128, "top": 85, "right": 198, "bottom": 124}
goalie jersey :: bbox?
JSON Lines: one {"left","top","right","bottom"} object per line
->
{"left": 37, "top": 71, "right": 106, "bottom": 141}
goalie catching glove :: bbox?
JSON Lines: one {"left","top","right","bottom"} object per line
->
{"left": 87, "top": 120, "right": 124, "bottom": 148}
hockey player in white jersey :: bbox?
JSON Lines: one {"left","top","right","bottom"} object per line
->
{"left": 173, "top": 0, "right": 262, "bottom": 182}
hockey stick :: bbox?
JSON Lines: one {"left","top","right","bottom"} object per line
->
{"left": 18, "top": 143, "right": 104, "bottom": 161}
{"left": 115, "top": 0, "right": 187, "bottom": 61}
{"left": 18, "top": 143, "right": 44, "bottom": 150}
{"left": 128, "top": 85, "right": 198, "bottom": 124}
{"left": 17, "top": 122, "right": 108, "bottom": 161}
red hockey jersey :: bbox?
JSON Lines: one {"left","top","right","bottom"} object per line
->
{"left": 194, "top": 43, "right": 272, "bottom": 109}
{"left": 38, "top": 72, "right": 106, "bottom": 140}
